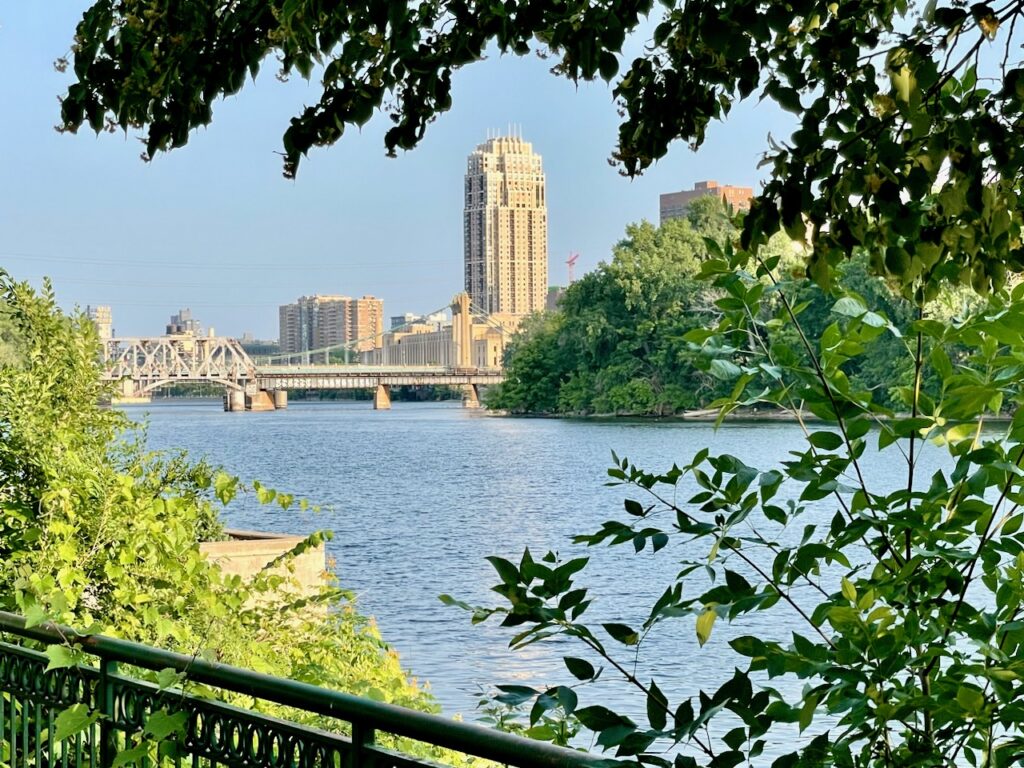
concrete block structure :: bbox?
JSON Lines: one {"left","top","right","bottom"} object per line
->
{"left": 86, "top": 305, "right": 113, "bottom": 340}
{"left": 199, "top": 529, "right": 326, "bottom": 599}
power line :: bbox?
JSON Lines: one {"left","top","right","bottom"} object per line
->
{"left": 1, "top": 251, "right": 458, "bottom": 271}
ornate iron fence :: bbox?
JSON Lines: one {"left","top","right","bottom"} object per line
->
{"left": 0, "top": 611, "right": 607, "bottom": 768}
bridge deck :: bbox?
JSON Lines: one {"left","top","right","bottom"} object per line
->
{"left": 254, "top": 365, "right": 503, "bottom": 389}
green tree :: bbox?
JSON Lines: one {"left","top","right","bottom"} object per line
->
{"left": 454, "top": 248, "right": 1024, "bottom": 767}
{"left": 0, "top": 273, "right": 461, "bottom": 760}
{"left": 48, "top": 2, "right": 1024, "bottom": 764}
{"left": 489, "top": 212, "right": 727, "bottom": 415}
{"left": 59, "top": 0, "right": 1024, "bottom": 297}
{"left": 489, "top": 312, "right": 569, "bottom": 414}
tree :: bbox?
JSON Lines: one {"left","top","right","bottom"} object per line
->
{"left": 59, "top": 0, "right": 1024, "bottom": 295}
{"left": 453, "top": 247, "right": 1024, "bottom": 767}
{"left": 50, "top": 2, "right": 1024, "bottom": 765}
{"left": 488, "top": 212, "right": 729, "bottom": 415}
{"left": 0, "top": 273, "right": 467, "bottom": 762}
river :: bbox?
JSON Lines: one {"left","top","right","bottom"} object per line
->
{"left": 131, "top": 399, "right": 952, "bottom": 749}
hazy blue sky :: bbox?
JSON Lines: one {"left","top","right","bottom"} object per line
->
{"left": 1, "top": 4, "right": 792, "bottom": 338}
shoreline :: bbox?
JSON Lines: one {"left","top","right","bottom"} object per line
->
{"left": 485, "top": 407, "right": 1014, "bottom": 424}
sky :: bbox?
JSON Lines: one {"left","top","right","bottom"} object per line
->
{"left": 0, "top": 4, "right": 792, "bottom": 339}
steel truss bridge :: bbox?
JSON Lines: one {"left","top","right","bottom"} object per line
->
{"left": 101, "top": 336, "right": 503, "bottom": 410}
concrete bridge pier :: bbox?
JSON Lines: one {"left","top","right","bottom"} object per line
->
{"left": 373, "top": 384, "right": 392, "bottom": 410}
{"left": 247, "top": 390, "right": 276, "bottom": 411}
{"left": 112, "top": 378, "right": 151, "bottom": 405}
{"left": 225, "top": 389, "right": 286, "bottom": 412}
{"left": 462, "top": 384, "right": 481, "bottom": 408}
{"left": 225, "top": 390, "right": 246, "bottom": 412}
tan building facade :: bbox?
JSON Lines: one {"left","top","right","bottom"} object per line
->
{"left": 660, "top": 180, "right": 754, "bottom": 224}
{"left": 279, "top": 295, "right": 384, "bottom": 357}
{"left": 86, "top": 305, "right": 112, "bottom": 340}
{"left": 363, "top": 324, "right": 506, "bottom": 369}
{"left": 464, "top": 135, "right": 548, "bottom": 317}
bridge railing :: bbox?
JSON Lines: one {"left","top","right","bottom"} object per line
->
{"left": 0, "top": 611, "right": 608, "bottom": 768}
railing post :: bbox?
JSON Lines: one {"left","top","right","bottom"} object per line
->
{"left": 350, "top": 723, "right": 375, "bottom": 768}
{"left": 99, "top": 659, "right": 117, "bottom": 768}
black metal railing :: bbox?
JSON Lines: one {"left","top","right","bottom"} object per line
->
{"left": 0, "top": 611, "right": 609, "bottom": 768}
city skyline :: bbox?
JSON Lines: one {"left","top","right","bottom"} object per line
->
{"left": 1, "top": 6, "right": 793, "bottom": 339}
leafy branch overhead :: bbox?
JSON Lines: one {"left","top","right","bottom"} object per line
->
{"left": 60, "top": 1, "right": 1024, "bottom": 291}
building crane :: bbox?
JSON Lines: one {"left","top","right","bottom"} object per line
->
{"left": 566, "top": 252, "right": 580, "bottom": 284}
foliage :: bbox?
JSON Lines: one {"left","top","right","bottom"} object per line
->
{"left": 451, "top": 239, "right": 1024, "bottom": 765}
{"left": 43, "top": 1, "right": 1024, "bottom": 765}
{"left": 59, "top": 0, "right": 1024, "bottom": 296}
{"left": 0, "top": 273, "right": 460, "bottom": 762}
{"left": 489, "top": 203, "right": 936, "bottom": 415}
{"left": 489, "top": 201, "right": 736, "bottom": 415}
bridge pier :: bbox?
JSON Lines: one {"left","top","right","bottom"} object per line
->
{"left": 111, "top": 378, "right": 151, "bottom": 405}
{"left": 225, "top": 390, "right": 246, "bottom": 412}
{"left": 462, "top": 384, "right": 481, "bottom": 409}
{"left": 373, "top": 384, "right": 392, "bottom": 410}
{"left": 247, "top": 390, "right": 276, "bottom": 411}
{"left": 224, "top": 389, "right": 286, "bottom": 412}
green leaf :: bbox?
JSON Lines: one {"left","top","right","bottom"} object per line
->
{"left": 45, "top": 645, "right": 77, "bottom": 672}
{"left": 931, "top": 346, "right": 953, "bottom": 379}
{"left": 956, "top": 685, "right": 985, "bottom": 714}
{"left": 155, "top": 668, "right": 183, "bottom": 690}
{"left": 213, "top": 472, "right": 238, "bottom": 505}
{"left": 574, "top": 705, "right": 635, "bottom": 732}
{"left": 647, "top": 679, "right": 668, "bottom": 731}
{"left": 624, "top": 499, "right": 644, "bottom": 516}
{"left": 54, "top": 704, "right": 101, "bottom": 743}
{"left": 564, "top": 656, "right": 596, "bottom": 681}
{"left": 808, "top": 431, "right": 843, "bottom": 451}
{"left": 24, "top": 603, "right": 49, "bottom": 629}
{"left": 494, "top": 685, "right": 539, "bottom": 706}
{"left": 486, "top": 556, "right": 520, "bottom": 586}
{"left": 111, "top": 743, "right": 151, "bottom": 768}
{"left": 832, "top": 296, "right": 866, "bottom": 318}
{"left": 709, "top": 359, "right": 742, "bottom": 380}
{"left": 143, "top": 710, "right": 186, "bottom": 741}
{"left": 840, "top": 577, "right": 857, "bottom": 603}
{"left": 598, "top": 52, "right": 619, "bottom": 81}
{"left": 603, "top": 623, "right": 639, "bottom": 645}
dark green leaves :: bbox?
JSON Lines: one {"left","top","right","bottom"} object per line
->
{"left": 603, "top": 623, "right": 639, "bottom": 645}
{"left": 564, "top": 656, "right": 597, "bottom": 681}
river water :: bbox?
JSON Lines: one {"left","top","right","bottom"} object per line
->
{"left": 131, "top": 400, "right": 953, "bottom": 750}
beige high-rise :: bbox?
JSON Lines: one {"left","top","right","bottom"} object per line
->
{"left": 464, "top": 135, "right": 548, "bottom": 316}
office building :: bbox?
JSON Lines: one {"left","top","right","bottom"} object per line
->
{"left": 464, "top": 133, "right": 548, "bottom": 317}
{"left": 659, "top": 180, "right": 754, "bottom": 224}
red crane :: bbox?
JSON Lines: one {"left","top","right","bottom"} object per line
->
{"left": 566, "top": 252, "right": 580, "bottom": 285}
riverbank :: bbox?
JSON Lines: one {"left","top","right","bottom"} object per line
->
{"left": 485, "top": 406, "right": 803, "bottom": 421}
{"left": 486, "top": 406, "right": 1016, "bottom": 424}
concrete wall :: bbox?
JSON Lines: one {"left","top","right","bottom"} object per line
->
{"left": 200, "top": 529, "right": 326, "bottom": 597}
